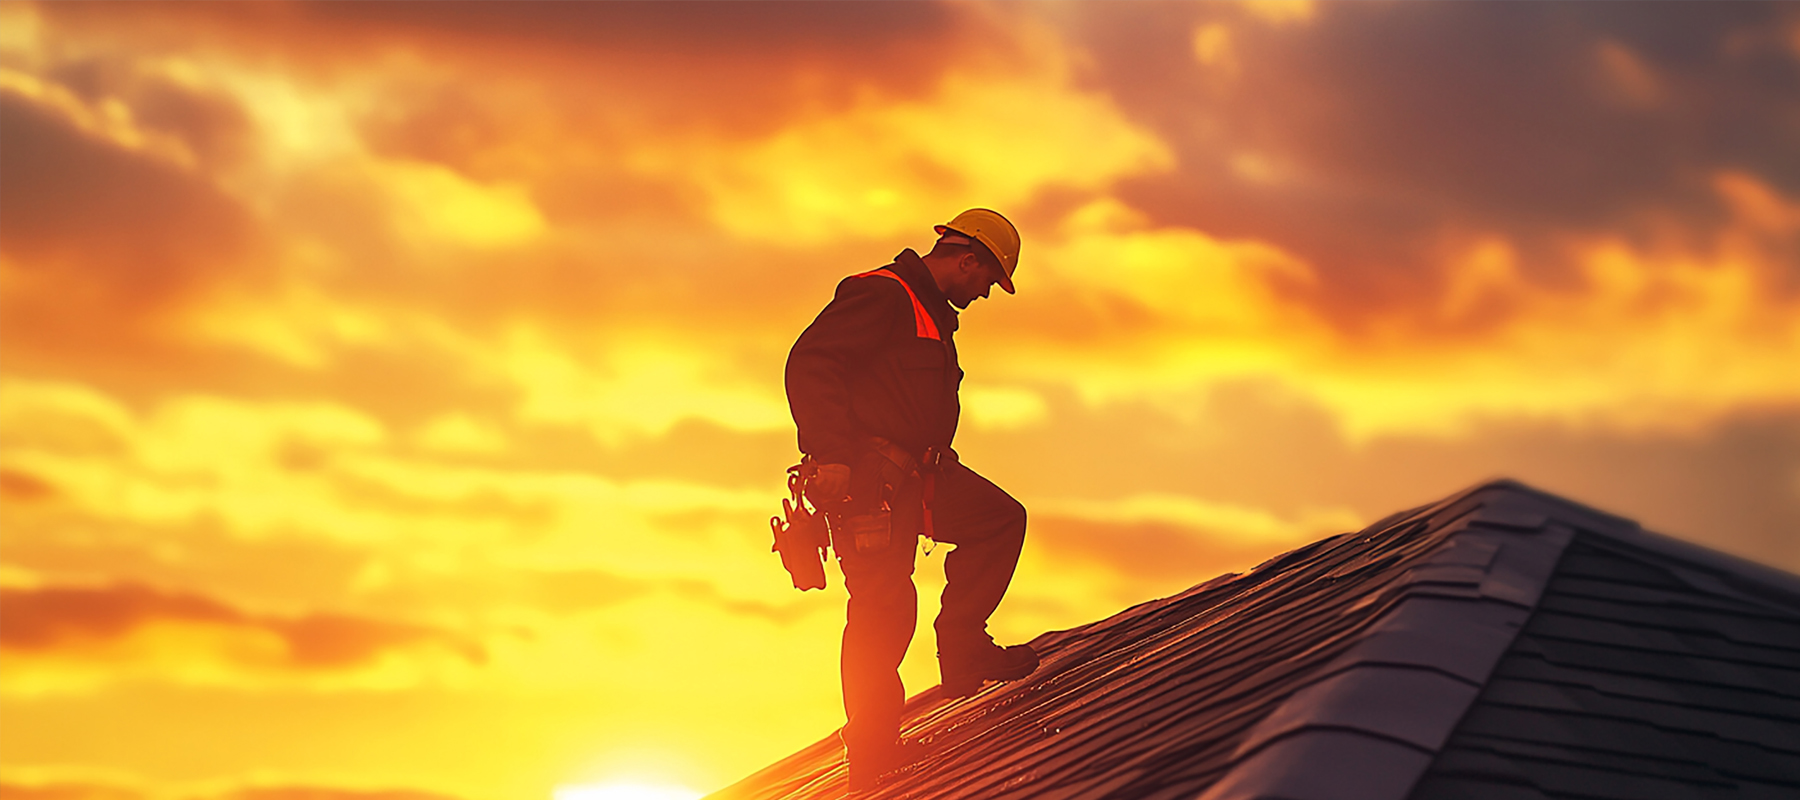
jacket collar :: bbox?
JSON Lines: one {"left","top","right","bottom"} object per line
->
{"left": 893, "top": 249, "right": 959, "bottom": 333}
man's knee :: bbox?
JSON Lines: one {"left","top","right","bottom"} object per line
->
{"left": 846, "top": 571, "right": 917, "bottom": 613}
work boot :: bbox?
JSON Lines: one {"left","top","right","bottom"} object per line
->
{"left": 846, "top": 738, "right": 928, "bottom": 793}
{"left": 938, "top": 640, "right": 1039, "bottom": 698}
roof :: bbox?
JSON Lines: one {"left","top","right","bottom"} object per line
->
{"left": 709, "top": 480, "right": 1800, "bottom": 800}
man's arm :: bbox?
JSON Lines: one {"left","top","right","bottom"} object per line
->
{"left": 785, "top": 275, "right": 906, "bottom": 466}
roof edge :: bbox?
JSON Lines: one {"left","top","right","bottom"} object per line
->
{"left": 1437, "top": 477, "right": 1641, "bottom": 532}
{"left": 1578, "top": 523, "right": 1800, "bottom": 611}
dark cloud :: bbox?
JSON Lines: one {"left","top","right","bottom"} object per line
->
{"left": 354, "top": 83, "right": 550, "bottom": 185}
{"left": 1053, "top": 1, "right": 1800, "bottom": 317}
{"left": 0, "top": 582, "right": 484, "bottom": 668}
{"left": 129, "top": 79, "right": 256, "bottom": 172}
{"left": 296, "top": 0, "right": 955, "bottom": 54}
{"left": 0, "top": 89, "right": 256, "bottom": 294}
{"left": 0, "top": 782, "right": 146, "bottom": 800}
{"left": 42, "top": 52, "right": 256, "bottom": 172}
{"left": 0, "top": 86, "right": 267, "bottom": 361}
{"left": 0, "top": 468, "right": 58, "bottom": 504}
{"left": 35, "top": 1, "right": 981, "bottom": 142}
{"left": 0, "top": 782, "right": 468, "bottom": 800}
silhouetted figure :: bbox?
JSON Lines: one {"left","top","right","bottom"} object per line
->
{"left": 785, "top": 209, "right": 1039, "bottom": 792}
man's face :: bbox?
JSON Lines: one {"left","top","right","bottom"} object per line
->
{"left": 949, "top": 253, "right": 1004, "bottom": 310}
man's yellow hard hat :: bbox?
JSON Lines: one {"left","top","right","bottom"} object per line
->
{"left": 935, "top": 208, "right": 1020, "bottom": 294}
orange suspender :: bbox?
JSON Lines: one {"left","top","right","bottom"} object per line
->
{"left": 853, "top": 269, "right": 941, "bottom": 340}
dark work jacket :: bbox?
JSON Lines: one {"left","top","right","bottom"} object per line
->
{"left": 785, "top": 249, "right": 962, "bottom": 472}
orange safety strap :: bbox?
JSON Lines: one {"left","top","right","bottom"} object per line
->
{"left": 854, "top": 268, "right": 940, "bottom": 340}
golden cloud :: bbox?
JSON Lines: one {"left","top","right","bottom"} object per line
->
{"left": 1035, "top": 493, "right": 1360, "bottom": 546}
{"left": 0, "top": 581, "right": 482, "bottom": 695}
{"left": 960, "top": 172, "right": 1800, "bottom": 441}
{"left": 0, "top": 779, "right": 471, "bottom": 800}
{"left": 1239, "top": 0, "right": 1317, "bottom": 26}
{"left": 1593, "top": 39, "right": 1664, "bottom": 109}
{"left": 0, "top": 780, "right": 149, "bottom": 800}
{"left": 648, "top": 20, "right": 1172, "bottom": 246}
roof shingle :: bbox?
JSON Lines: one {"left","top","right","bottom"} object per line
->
{"left": 710, "top": 480, "right": 1800, "bottom": 800}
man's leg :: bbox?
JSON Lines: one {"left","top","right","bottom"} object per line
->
{"left": 928, "top": 461, "right": 1032, "bottom": 693}
{"left": 836, "top": 530, "right": 918, "bottom": 785}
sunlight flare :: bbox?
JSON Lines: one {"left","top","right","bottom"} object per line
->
{"left": 553, "top": 784, "right": 703, "bottom": 800}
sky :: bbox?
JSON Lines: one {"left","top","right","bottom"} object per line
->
{"left": 2, "top": 1, "right": 1798, "bottom": 798}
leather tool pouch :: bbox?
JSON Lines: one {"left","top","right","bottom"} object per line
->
{"left": 834, "top": 508, "right": 893, "bottom": 553}
{"left": 772, "top": 461, "right": 829, "bottom": 591}
{"left": 773, "top": 503, "right": 829, "bottom": 590}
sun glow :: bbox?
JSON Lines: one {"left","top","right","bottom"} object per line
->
{"left": 553, "top": 784, "right": 703, "bottom": 800}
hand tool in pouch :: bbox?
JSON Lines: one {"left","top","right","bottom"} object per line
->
{"left": 770, "top": 460, "right": 830, "bottom": 590}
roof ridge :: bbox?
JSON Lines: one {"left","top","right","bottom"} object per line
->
{"left": 1197, "top": 481, "right": 1578, "bottom": 800}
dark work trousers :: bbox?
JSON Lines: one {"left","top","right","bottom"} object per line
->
{"left": 835, "top": 460, "right": 1027, "bottom": 764}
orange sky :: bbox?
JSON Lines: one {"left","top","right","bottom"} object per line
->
{"left": 4, "top": 2, "right": 1799, "bottom": 799}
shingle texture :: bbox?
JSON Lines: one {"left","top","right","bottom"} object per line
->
{"left": 1410, "top": 534, "right": 1800, "bottom": 800}
{"left": 710, "top": 480, "right": 1800, "bottom": 800}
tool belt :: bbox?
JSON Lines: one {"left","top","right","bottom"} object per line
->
{"left": 868, "top": 436, "right": 952, "bottom": 540}
{"left": 770, "top": 440, "right": 955, "bottom": 589}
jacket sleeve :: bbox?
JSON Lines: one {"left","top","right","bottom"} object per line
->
{"left": 785, "top": 275, "right": 906, "bottom": 465}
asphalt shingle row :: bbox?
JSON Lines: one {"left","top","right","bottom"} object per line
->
{"left": 1411, "top": 538, "right": 1800, "bottom": 800}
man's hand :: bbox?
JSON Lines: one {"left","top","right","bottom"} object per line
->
{"left": 807, "top": 463, "right": 851, "bottom": 506}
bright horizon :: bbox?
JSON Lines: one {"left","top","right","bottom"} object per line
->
{"left": 3, "top": 2, "right": 1798, "bottom": 798}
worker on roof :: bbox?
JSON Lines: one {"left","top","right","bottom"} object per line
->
{"left": 785, "top": 208, "right": 1039, "bottom": 791}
